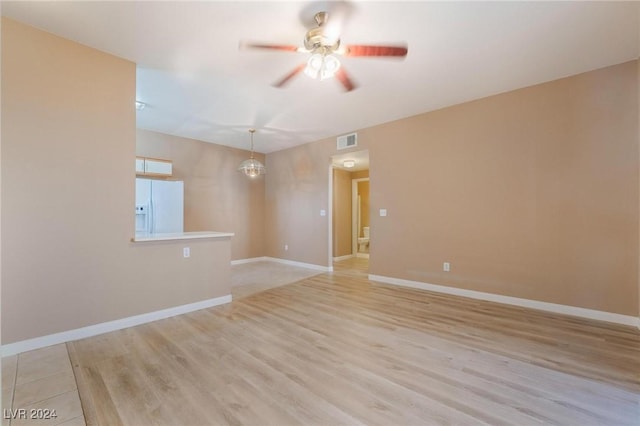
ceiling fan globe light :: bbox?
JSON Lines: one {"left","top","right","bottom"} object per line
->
{"left": 305, "top": 53, "right": 341, "bottom": 81}
{"left": 305, "top": 53, "right": 324, "bottom": 79}
{"left": 310, "top": 53, "right": 323, "bottom": 69}
{"left": 320, "top": 54, "right": 340, "bottom": 80}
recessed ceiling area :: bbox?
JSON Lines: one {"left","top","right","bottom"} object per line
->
{"left": 2, "top": 1, "right": 638, "bottom": 153}
{"left": 332, "top": 150, "right": 369, "bottom": 172}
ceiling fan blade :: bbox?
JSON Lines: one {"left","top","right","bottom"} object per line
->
{"left": 335, "top": 68, "right": 356, "bottom": 92}
{"left": 240, "top": 42, "right": 303, "bottom": 52}
{"left": 342, "top": 45, "right": 408, "bottom": 58}
{"left": 273, "top": 63, "right": 307, "bottom": 88}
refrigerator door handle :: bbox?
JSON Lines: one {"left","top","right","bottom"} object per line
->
{"left": 147, "top": 181, "right": 152, "bottom": 234}
{"left": 149, "top": 188, "right": 155, "bottom": 234}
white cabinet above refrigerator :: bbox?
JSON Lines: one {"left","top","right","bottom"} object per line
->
{"left": 136, "top": 157, "right": 173, "bottom": 177}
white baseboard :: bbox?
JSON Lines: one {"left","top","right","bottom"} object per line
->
{"left": 369, "top": 274, "right": 639, "bottom": 329}
{"left": 231, "top": 257, "right": 268, "bottom": 265}
{"left": 1, "top": 294, "right": 232, "bottom": 357}
{"left": 356, "top": 253, "right": 370, "bottom": 259}
{"left": 333, "top": 254, "right": 354, "bottom": 262}
{"left": 265, "top": 257, "right": 333, "bottom": 272}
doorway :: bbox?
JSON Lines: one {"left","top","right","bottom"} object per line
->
{"left": 330, "top": 150, "right": 369, "bottom": 273}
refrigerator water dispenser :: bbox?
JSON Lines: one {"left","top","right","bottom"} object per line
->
{"left": 135, "top": 204, "right": 149, "bottom": 233}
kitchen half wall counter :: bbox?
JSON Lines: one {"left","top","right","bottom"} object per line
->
{"left": 124, "top": 231, "right": 233, "bottom": 338}
{"left": 132, "top": 231, "right": 234, "bottom": 242}
{"left": 2, "top": 232, "right": 235, "bottom": 354}
{"left": 127, "top": 231, "right": 234, "bottom": 333}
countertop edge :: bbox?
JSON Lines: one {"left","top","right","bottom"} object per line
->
{"left": 131, "top": 232, "right": 235, "bottom": 243}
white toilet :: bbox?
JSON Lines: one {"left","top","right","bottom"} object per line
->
{"left": 358, "top": 227, "right": 370, "bottom": 252}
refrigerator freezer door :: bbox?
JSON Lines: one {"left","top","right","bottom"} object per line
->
{"left": 136, "top": 178, "right": 152, "bottom": 205}
{"left": 150, "top": 180, "right": 184, "bottom": 233}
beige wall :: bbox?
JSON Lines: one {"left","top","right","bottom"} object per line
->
{"left": 369, "top": 60, "right": 638, "bottom": 316}
{"left": 266, "top": 60, "right": 639, "bottom": 316}
{"left": 265, "top": 141, "right": 334, "bottom": 265}
{"left": 136, "top": 129, "right": 265, "bottom": 260}
{"left": 1, "top": 19, "right": 231, "bottom": 344}
{"left": 332, "top": 169, "right": 352, "bottom": 257}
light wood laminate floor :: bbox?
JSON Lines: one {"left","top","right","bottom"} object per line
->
{"left": 68, "top": 258, "right": 640, "bottom": 425}
{"left": 231, "top": 260, "right": 321, "bottom": 300}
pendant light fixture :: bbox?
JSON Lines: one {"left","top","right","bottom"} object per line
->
{"left": 238, "top": 129, "right": 266, "bottom": 178}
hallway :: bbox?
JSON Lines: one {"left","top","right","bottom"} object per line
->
{"left": 332, "top": 256, "right": 369, "bottom": 279}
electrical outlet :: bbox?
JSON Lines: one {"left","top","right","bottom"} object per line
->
{"left": 183, "top": 247, "right": 190, "bottom": 258}
{"left": 443, "top": 262, "right": 450, "bottom": 272}
{"left": 284, "top": 244, "right": 288, "bottom": 251}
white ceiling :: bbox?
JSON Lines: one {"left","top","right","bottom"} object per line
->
{"left": 2, "top": 1, "right": 638, "bottom": 154}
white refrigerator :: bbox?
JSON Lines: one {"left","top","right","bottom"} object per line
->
{"left": 135, "top": 178, "right": 184, "bottom": 234}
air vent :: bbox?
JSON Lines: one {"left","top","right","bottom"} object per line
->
{"left": 337, "top": 133, "right": 357, "bottom": 150}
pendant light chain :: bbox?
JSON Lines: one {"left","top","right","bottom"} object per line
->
{"left": 249, "top": 129, "right": 255, "bottom": 159}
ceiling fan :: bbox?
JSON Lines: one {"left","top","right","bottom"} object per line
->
{"left": 241, "top": 11, "right": 408, "bottom": 92}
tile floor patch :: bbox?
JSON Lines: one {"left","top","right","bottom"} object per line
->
{"left": 55, "top": 417, "right": 86, "bottom": 426}
{"left": 13, "top": 370, "right": 77, "bottom": 408}
{"left": 2, "top": 355, "right": 19, "bottom": 426}
{"left": 16, "top": 346, "right": 72, "bottom": 386}
{"left": 11, "top": 390, "right": 83, "bottom": 426}
{"left": 6, "top": 345, "right": 85, "bottom": 426}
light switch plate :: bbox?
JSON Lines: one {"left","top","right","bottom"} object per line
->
{"left": 320, "top": 209, "right": 326, "bottom": 216}
{"left": 379, "top": 209, "right": 387, "bottom": 217}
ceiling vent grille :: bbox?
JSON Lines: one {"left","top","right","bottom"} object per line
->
{"left": 337, "top": 133, "right": 357, "bottom": 150}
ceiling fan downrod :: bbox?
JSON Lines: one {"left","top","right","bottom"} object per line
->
{"left": 304, "top": 11, "right": 340, "bottom": 52}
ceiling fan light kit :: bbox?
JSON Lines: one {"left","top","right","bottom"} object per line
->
{"left": 304, "top": 51, "right": 341, "bottom": 80}
{"left": 238, "top": 129, "right": 266, "bottom": 178}
{"left": 242, "top": 11, "right": 408, "bottom": 91}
